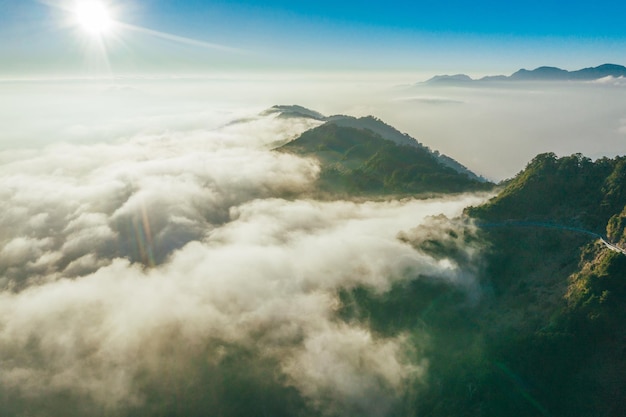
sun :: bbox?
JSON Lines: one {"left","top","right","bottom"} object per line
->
{"left": 74, "top": 0, "right": 114, "bottom": 37}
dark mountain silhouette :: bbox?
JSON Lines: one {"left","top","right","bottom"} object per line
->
{"left": 571, "top": 63, "right": 626, "bottom": 80}
{"left": 423, "top": 63, "right": 626, "bottom": 84}
{"left": 509, "top": 65, "right": 570, "bottom": 80}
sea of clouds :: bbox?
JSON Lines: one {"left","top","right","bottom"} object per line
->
{"left": 4, "top": 75, "right": 626, "bottom": 181}
{"left": 0, "top": 85, "right": 488, "bottom": 416}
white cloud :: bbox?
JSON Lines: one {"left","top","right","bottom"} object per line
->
{"left": 0, "top": 99, "right": 487, "bottom": 416}
{"left": 283, "top": 324, "right": 423, "bottom": 416}
{"left": 591, "top": 76, "right": 626, "bottom": 86}
{"left": 380, "top": 82, "right": 626, "bottom": 179}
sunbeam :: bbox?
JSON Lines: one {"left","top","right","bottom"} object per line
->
{"left": 117, "top": 22, "right": 246, "bottom": 53}
{"left": 38, "top": 0, "right": 244, "bottom": 75}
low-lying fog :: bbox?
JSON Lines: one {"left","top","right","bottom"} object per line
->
{"left": 0, "top": 73, "right": 623, "bottom": 415}
{"left": 2, "top": 74, "right": 625, "bottom": 180}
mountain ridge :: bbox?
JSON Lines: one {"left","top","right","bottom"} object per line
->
{"left": 264, "top": 105, "right": 487, "bottom": 183}
{"left": 276, "top": 122, "right": 492, "bottom": 196}
{"left": 423, "top": 63, "right": 626, "bottom": 84}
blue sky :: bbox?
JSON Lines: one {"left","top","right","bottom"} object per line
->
{"left": 2, "top": 0, "right": 626, "bottom": 76}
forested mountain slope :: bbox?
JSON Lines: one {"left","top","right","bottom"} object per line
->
{"left": 277, "top": 121, "right": 491, "bottom": 196}
{"left": 340, "top": 152, "right": 626, "bottom": 417}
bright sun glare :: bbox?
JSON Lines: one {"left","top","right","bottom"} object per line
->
{"left": 74, "top": 1, "right": 114, "bottom": 36}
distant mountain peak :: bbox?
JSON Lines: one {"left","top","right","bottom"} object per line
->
{"left": 510, "top": 66, "right": 569, "bottom": 80}
{"left": 423, "top": 63, "right": 626, "bottom": 84}
{"left": 425, "top": 74, "right": 473, "bottom": 84}
{"left": 593, "top": 63, "right": 624, "bottom": 70}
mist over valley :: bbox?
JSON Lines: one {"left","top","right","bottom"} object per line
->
{"left": 1, "top": 83, "right": 626, "bottom": 415}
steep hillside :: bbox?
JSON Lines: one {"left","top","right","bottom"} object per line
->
{"left": 277, "top": 121, "right": 491, "bottom": 196}
{"left": 460, "top": 154, "right": 626, "bottom": 416}
{"left": 338, "top": 151, "right": 626, "bottom": 417}
{"left": 466, "top": 152, "right": 626, "bottom": 231}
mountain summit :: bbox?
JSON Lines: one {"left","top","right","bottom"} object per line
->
{"left": 261, "top": 104, "right": 326, "bottom": 120}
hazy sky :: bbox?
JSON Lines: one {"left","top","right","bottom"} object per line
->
{"left": 2, "top": 77, "right": 626, "bottom": 180}
{"left": 2, "top": 0, "right": 626, "bottom": 76}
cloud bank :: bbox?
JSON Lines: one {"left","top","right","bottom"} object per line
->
{"left": 0, "top": 104, "right": 486, "bottom": 416}
{"left": 382, "top": 81, "right": 626, "bottom": 180}
{"left": 4, "top": 76, "right": 626, "bottom": 182}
